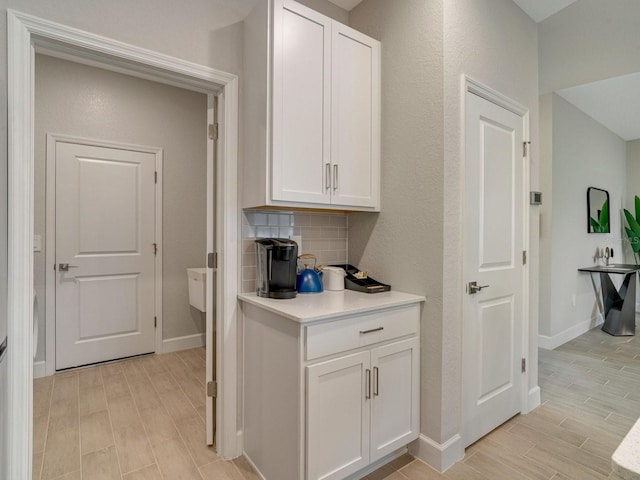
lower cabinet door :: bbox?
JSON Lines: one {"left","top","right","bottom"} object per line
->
{"left": 307, "top": 351, "right": 371, "bottom": 480}
{"left": 370, "top": 337, "right": 420, "bottom": 462}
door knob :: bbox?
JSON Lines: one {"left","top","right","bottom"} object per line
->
{"left": 468, "top": 281, "right": 489, "bottom": 294}
{"left": 58, "top": 263, "right": 79, "bottom": 272}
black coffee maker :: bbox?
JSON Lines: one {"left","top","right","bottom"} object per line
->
{"left": 255, "top": 238, "right": 298, "bottom": 299}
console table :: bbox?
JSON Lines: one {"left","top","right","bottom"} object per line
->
{"left": 578, "top": 264, "right": 640, "bottom": 336}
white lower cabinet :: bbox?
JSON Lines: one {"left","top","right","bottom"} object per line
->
{"left": 307, "top": 338, "right": 419, "bottom": 480}
{"left": 241, "top": 298, "right": 421, "bottom": 480}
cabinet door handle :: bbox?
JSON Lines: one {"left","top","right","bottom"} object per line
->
{"left": 325, "top": 163, "right": 331, "bottom": 190}
{"left": 360, "top": 327, "right": 384, "bottom": 335}
{"left": 333, "top": 164, "right": 339, "bottom": 190}
{"left": 373, "top": 366, "right": 379, "bottom": 396}
{"left": 365, "top": 368, "right": 371, "bottom": 399}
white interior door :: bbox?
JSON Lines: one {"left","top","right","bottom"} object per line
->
{"left": 55, "top": 141, "right": 156, "bottom": 369}
{"left": 462, "top": 91, "right": 525, "bottom": 447}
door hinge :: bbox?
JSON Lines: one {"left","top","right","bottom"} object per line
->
{"left": 521, "top": 358, "right": 526, "bottom": 373}
{"left": 154, "top": 171, "right": 158, "bottom": 184}
{"left": 207, "top": 381, "right": 217, "bottom": 398}
{"left": 152, "top": 243, "right": 158, "bottom": 256}
{"left": 208, "top": 123, "right": 219, "bottom": 141}
{"left": 523, "top": 141, "right": 531, "bottom": 157}
{"left": 208, "top": 252, "right": 217, "bottom": 269}
{"left": 522, "top": 250, "right": 527, "bottom": 265}
{"left": 154, "top": 316, "right": 157, "bottom": 328}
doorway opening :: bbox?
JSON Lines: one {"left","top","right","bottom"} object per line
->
{"left": 7, "top": 10, "right": 239, "bottom": 479}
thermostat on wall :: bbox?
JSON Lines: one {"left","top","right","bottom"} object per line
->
{"left": 530, "top": 191, "right": 542, "bottom": 205}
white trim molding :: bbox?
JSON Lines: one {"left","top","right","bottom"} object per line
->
{"left": 33, "top": 361, "right": 46, "bottom": 379}
{"left": 526, "top": 386, "right": 541, "bottom": 413}
{"left": 538, "top": 316, "right": 603, "bottom": 350}
{"left": 162, "top": 333, "right": 206, "bottom": 353}
{"left": 410, "top": 433, "right": 464, "bottom": 473}
{"left": 7, "top": 10, "right": 240, "bottom": 478}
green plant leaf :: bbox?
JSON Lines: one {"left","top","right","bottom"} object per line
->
{"left": 626, "top": 227, "right": 640, "bottom": 252}
{"left": 625, "top": 209, "right": 640, "bottom": 238}
{"left": 590, "top": 217, "right": 601, "bottom": 232}
{"left": 634, "top": 195, "right": 640, "bottom": 221}
{"left": 599, "top": 199, "right": 609, "bottom": 230}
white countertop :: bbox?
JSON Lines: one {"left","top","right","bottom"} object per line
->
{"left": 238, "top": 290, "right": 425, "bottom": 323}
{"left": 613, "top": 417, "right": 640, "bottom": 479}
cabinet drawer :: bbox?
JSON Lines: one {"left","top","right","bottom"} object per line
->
{"left": 305, "top": 304, "right": 419, "bottom": 361}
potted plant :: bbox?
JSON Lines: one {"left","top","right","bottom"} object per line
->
{"left": 623, "top": 196, "right": 640, "bottom": 265}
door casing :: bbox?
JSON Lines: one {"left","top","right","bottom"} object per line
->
{"left": 45, "top": 134, "right": 164, "bottom": 375}
{"left": 6, "top": 10, "right": 240, "bottom": 479}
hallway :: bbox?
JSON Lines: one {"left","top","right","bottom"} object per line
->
{"left": 32, "top": 348, "right": 256, "bottom": 480}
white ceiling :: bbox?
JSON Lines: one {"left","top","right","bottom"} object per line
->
{"left": 511, "top": 0, "right": 579, "bottom": 22}
{"left": 556, "top": 73, "right": 640, "bottom": 141}
{"left": 327, "top": 0, "right": 363, "bottom": 11}
{"left": 328, "top": 0, "right": 578, "bottom": 21}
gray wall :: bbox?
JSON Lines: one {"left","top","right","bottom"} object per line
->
{"left": 348, "top": 0, "right": 445, "bottom": 443}
{"left": 442, "top": 1, "right": 540, "bottom": 444}
{"left": 538, "top": 0, "right": 640, "bottom": 346}
{"left": 539, "top": 94, "right": 626, "bottom": 345}
{"left": 349, "top": 0, "right": 539, "bottom": 466}
{"left": 34, "top": 55, "right": 207, "bottom": 361}
{"left": 539, "top": 0, "right": 640, "bottom": 94}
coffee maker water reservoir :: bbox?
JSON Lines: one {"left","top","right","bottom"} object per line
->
{"left": 255, "top": 238, "right": 298, "bottom": 299}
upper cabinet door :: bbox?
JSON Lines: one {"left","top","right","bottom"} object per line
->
{"left": 272, "top": 0, "right": 331, "bottom": 204}
{"left": 330, "top": 23, "right": 380, "bottom": 209}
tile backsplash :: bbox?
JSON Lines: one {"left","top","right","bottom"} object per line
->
{"left": 241, "top": 210, "right": 348, "bottom": 293}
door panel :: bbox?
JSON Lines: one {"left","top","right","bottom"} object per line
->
{"left": 331, "top": 24, "right": 379, "bottom": 208}
{"left": 55, "top": 142, "right": 156, "bottom": 369}
{"left": 463, "top": 91, "right": 524, "bottom": 447}
{"left": 272, "top": 0, "right": 331, "bottom": 204}
{"left": 477, "top": 296, "right": 515, "bottom": 402}
{"left": 307, "top": 351, "right": 370, "bottom": 480}
{"left": 370, "top": 337, "right": 419, "bottom": 462}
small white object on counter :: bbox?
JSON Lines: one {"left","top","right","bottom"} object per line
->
{"left": 613, "top": 417, "right": 640, "bottom": 479}
{"left": 238, "top": 290, "right": 425, "bottom": 323}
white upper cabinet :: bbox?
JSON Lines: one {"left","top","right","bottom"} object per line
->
{"left": 330, "top": 22, "right": 380, "bottom": 208}
{"left": 243, "top": 0, "right": 381, "bottom": 211}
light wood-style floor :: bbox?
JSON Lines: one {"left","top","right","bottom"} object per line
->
{"left": 32, "top": 348, "right": 262, "bottom": 480}
{"left": 34, "top": 325, "right": 640, "bottom": 479}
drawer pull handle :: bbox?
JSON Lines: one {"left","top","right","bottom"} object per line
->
{"left": 360, "top": 327, "right": 384, "bottom": 335}
{"left": 365, "top": 369, "right": 371, "bottom": 399}
{"left": 373, "top": 366, "right": 379, "bottom": 396}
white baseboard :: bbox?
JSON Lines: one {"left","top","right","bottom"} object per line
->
{"left": 161, "top": 333, "right": 205, "bottom": 353}
{"left": 538, "top": 316, "right": 603, "bottom": 350}
{"left": 33, "top": 360, "right": 46, "bottom": 379}
{"left": 526, "top": 386, "right": 541, "bottom": 413}
{"left": 409, "top": 433, "right": 463, "bottom": 473}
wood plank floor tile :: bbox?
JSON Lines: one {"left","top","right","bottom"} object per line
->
{"left": 123, "top": 464, "right": 163, "bottom": 480}
{"left": 79, "top": 410, "right": 114, "bottom": 454}
{"left": 81, "top": 446, "right": 121, "bottom": 480}
{"left": 113, "top": 424, "right": 155, "bottom": 474}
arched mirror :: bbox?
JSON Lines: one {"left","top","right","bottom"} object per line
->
{"left": 587, "top": 187, "right": 610, "bottom": 233}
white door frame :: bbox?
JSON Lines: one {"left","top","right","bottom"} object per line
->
{"left": 7, "top": 10, "right": 240, "bottom": 479}
{"left": 44, "top": 134, "right": 164, "bottom": 376}
{"left": 462, "top": 76, "right": 532, "bottom": 427}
